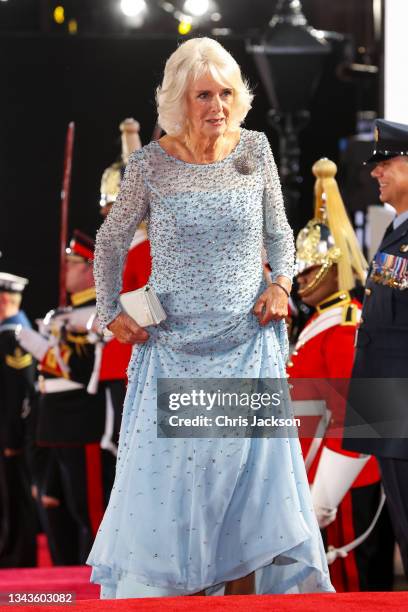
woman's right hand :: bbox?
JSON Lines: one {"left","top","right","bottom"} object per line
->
{"left": 107, "top": 311, "right": 149, "bottom": 344}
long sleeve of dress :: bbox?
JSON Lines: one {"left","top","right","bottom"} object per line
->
{"left": 261, "top": 133, "right": 295, "bottom": 281}
{"left": 94, "top": 151, "right": 149, "bottom": 328}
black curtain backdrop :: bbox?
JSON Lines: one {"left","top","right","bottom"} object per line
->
{"left": 0, "top": 33, "right": 373, "bottom": 320}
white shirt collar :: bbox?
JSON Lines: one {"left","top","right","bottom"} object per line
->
{"left": 393, "top": 209, "right": 408, "bottom": 230}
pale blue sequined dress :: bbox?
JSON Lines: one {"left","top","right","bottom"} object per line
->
{"left": 87, "top": 129, "right": 334, "bottom": 597}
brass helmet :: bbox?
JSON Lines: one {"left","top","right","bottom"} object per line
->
{"left": 99, "top": 162, "right": 122, "bottom": 208}
{"left": 296, "top": 219, "right": 341, "bottom": 272}
{"left": 296, "top": 158, "right": 367, "bottom": 297}
{"left": 99, "top": 118, "right": 142, "bottom": 208}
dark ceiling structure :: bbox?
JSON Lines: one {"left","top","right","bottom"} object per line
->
{"left": 0, "top": 0, "right": 379, "bottom": 60}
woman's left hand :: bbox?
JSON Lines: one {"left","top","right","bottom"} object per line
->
{"left": 253, "top": 284, "right": 289, "bottom": 325}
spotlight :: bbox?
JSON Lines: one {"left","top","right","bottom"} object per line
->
{"left": 68, "top": 18, "right": 78, "bottom": 34}
{"left": 53, "top": 6, "right": 65, "bottom": 24}
{"left": 120, "top": 0, "right": 146, "bottom": 18}
{"left": 178, "top": 20, "right": 192, "bottom": 35}
{"left": 178, "top": 17, "right": 192, "bottom": 35}
{"left": 183, "top": 0, "right": 209, "bottom": 18}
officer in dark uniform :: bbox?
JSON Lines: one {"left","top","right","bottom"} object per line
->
{"left": 0, "top": 272, "right": 37, "bottom": 567}
{"left": 344, "top": 119, "right": 408, "bottom": 578}
{"left": 19, "top": 231, "right": 115, "bottom": 565}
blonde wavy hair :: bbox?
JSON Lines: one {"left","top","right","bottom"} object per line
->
{"left": 156, "top": 37, "right": 253, "bottom": 136}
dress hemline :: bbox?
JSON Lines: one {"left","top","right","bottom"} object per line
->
{"left": 88, "top": 533, "right": 334, "bottom": 597}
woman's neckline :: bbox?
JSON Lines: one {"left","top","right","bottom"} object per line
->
{"left": 153, "top": 129, "right": 244, "bottom": 167}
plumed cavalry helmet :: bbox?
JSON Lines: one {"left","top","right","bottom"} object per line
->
{"left": 99, "top": 161, "right": 122, "bottom": 208}
{"left": 99, "top": 118, "right": 142, "bottom": 208}
{"left": 296, "top": 158, "right": 368, "bottom": 297}
{"left": 296, "top": 219, "right": 341, "bottom": 276}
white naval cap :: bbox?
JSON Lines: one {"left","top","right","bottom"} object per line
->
{"left": 0, "top": 272, "right": 29, "bottom": 293}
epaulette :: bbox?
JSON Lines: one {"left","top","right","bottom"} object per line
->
{"left": 316, "top": 290, "right": 350, "bottom": 314}
{"left": 71, "top": 287, "right": 96, "bottom": 307}
{"left": 6, "top": 347, "right": 33, "bottom": 370}
{"left": 341, "top": 302, "right": 360, "bottom": 327}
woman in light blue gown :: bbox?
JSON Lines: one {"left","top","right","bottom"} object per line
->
{"left": 87, "top": 37, "right": 334, "bottom": 598}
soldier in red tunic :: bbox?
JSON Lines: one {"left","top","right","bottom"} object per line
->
{"left": 98, "top": 118, "right": 151, "bottom": 384}
{"left": 287, "top": 159, "right": 394, "bottom": 591}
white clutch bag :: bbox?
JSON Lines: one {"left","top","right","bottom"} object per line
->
{"left": 119, "top": 285, "right": 167, "bottom": 327}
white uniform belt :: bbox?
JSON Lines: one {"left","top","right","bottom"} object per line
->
{"left": 39, "top": 378, "right": 84, "bottom": 394}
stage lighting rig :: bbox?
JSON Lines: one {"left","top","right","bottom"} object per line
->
{"left": 183, "top": 0, "right": 209, "bottom": 17}
{"left": 120, "top": 0, "right": 147, "bottom": 18}
{"left": 158, "top": 0, "right": 220, "bottom": 34}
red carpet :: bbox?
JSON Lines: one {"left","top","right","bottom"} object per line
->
{"left": 1, "top": 566, "right": 407, "bottom": 611}
{"left": 1, "top": 592, "right": 407, "bottom": 611}
{"left": 36, "top": 534, "right": 53, "bottom": 568}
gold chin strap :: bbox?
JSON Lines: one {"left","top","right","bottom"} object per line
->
{"left": 298, "top": 264, "right": 332, "bottom": 298}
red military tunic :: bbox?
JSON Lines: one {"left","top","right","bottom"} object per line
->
{"left": 99, "top": 229, "right": 151, "bottom": 381}
{"left": 287, "top": 290, "right": 381, "bottom": 591}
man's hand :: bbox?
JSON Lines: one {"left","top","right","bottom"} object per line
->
{"left": 314, "top": 505, "right": 338, "bottom": 529}
{"left": 41, "top": 495, "right": 61, "bottom": 509}
{"left": 107, "top": 311, "right": 149, "bottom": 344}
